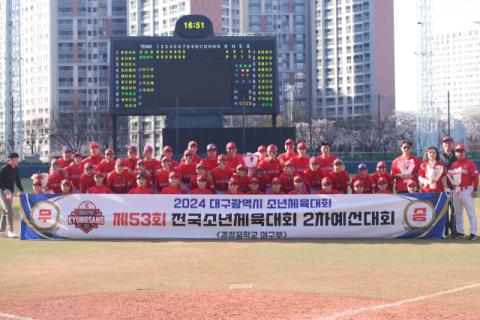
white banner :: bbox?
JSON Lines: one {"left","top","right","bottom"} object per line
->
{"left": 19, "top": 193, "right": 448, "bottom": 240}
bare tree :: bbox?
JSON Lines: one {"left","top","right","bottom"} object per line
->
{"left": 23, "top": 121, "right": 49, "bottom": 156}
{"left": 462, "top": 107, "right": 480, "bottom": 150}
{"left": 295, "top": 119, "right": 345, "bottom": 154}
{"left": 50, "top": 105, "right": 94, "bottom": 153}
{"left": 395, "top": 111, "right": 417, "bottom": 146}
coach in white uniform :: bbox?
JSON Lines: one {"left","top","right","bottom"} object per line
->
{"left": 450, "top": 145, "right": 478, "bottom": 241}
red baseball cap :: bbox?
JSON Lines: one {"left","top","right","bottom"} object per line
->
{"left": 455, "top": 144, "right": 466, "bottom": 152}
{"left": 354, "top": 180, "right": 364, "bottom": 187}
{"left": 309, "top": 157, "right": 319, "bottom": 164}
{"left": 377, "top": 177, "right": 388, "bottom": 184}
{"left": 250, "top": 177, "right": 260, "bottom": 184}
{"left": 127, "top": 145, "right": 137, "bottom": 152}
{"left": 207, "top": 144, "right": 217, "bottom": 150}
{"left": 169, "top": 172, "right": 180, "bottom": 179}
{"left": 105, "top": 149, "right": 115, "bottom": 155}
{"left": 115, "top": 159, "right": 124, "bottom": 166}
{"left": 271, "top": 177, "right": 281, "bottom": 184}
{"left": 197, "top": 174, "right": 207, "bottom": 181}
{"left": 334, "top": 159, "right": 344, "bottom": 165}
{"left": 293, "top": 175, "right": 303, "bottom": 181}
{"left": 377, "top": 161, "right": 387, "bottom": 168}
{"left": 297, "top": 142, "right": 307, "bottom": 149}
{"left": 196, "top": 162, "right": 205, "bottom": 169}
{"left": 161, "top": 156, "right": 171, "bottom": 163}
{"left": 62, "top": 146, "right": 73, "bottom": 153}
{"left": 443, "top": 136, "right": 454, "bottom": 143}
{"left": 136, "top": 159, "right": 145, "bottom": 166}
{"left": 253, "top": 164, "right": 263, "bottom": 171}
{"left": 226, "top": 142, "right": 237, "bottom": 149}
{"left": 74, "top": 151, "right": 83, "bottom": 158}
{"left": 61, "top": 179, "right": 71, "bottom": 186}
{"left": 258, "top": 145, "right": 267, "bottom": 152}
{"left": 188, "top": 141, "right": 197, "bottom": 147}
{"left": 50, "top": 159, "right": 60, "bottom": 166}
{"left": 89, "top": 142, "right": 99, "bottom": 148}
{"left": 84, "top": 162, "right": 94, "bottom": 169}
{"left": 285, "top": 160, "right": 294, "bottom": 167}
{"left": 218, "top": 155, "right": 228, "bottom": 162}
{"left": 237, "top": 164, "right": 247, "bottom": 171}
{"left": 285, "top": 139, "right": 295, "bottom": 145}
{"left": 184, "top": 150, "right": 193, "bottom": 157}
{"left": 33, "top": 179, "right": 43, "bottom": 186}
{"left": 407, "top": 179, "right": 418, "bottom": 187}
{"left": 267, "top": 144, "right": 278, "bottom": 152}
{"left": 94, "top": 171, "right": 104, "bottom": 178}
{"left": 228, "top": 177, "right": 238, "bottom": 185}
{"left": 322, "top": 177, "right": 332, "bottom": 185}
{"left": 163, "top": 146, "right": 172, "bottom": 153}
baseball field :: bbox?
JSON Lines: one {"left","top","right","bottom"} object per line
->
{"left": 0, "top": 178, "right": 479, "bottom": 320}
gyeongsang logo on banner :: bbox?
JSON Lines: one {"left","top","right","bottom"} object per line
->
{"left": 30, "top": 201, "right": 61, "bottom": 232}
{"left": 402, "top": 199, "right": 436, "bottom": 232}
{"left": 68, "top": 201, "right": 105, "bottom": 234}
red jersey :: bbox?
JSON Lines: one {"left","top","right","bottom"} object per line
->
{"left": 96, "top": 161, "right": 116, "bottom": 178}
{"left": 278, "top": 152, "right": 298, "bottom": 164}
{"left": 82, "top": 155, "right": 105, "bottom": 169}
{"left": 226, "top": 191, "right": 244, "bottom": 195}
{"left": 289, "top": 189, "right": 309, "bottom": 195}
{"left": 128, "top": 187, "right": 156, "bottom": 194}
{"left": 211, "top": 167, "right": 234, "bottom": 191}
{"left": 46, "top": 173, "right": 64, "bottom": 194}
{"left": 449, "top": 159, "right": 479, "bottom": 189}
{"left": 391, "top": 155, "right": 422, "bottom": 192}
{"left": 190, "top": 188, "right": 214, "bottom": 195}
{"left": 259, "top": 158, "right": 284, "bottom": 179}
{"left": 267, "top": 191, "right": 286, "bottom": 195}
{"left": 233, "top": 175, "right": 250, "bottom": 193}
{"left": 316, "top": 155, "right": 339, "bottom": 173}
{"left": 189, "top": 175, "right": 215, "bottom": 191}
{"left": 328, "top": 171, "right": 351, "bottom": 194}
{"left": 248, "top": 174, "right": 271, "bottom": 193}
{"left": 106, "top": 170, "right": 132, "bottom": 194}
{"left": 180, "top": 155, "right": 203, "bottom": 165}
{"left": 57, "top": 157, "right": 74, "bottom": 169}
{"left": 177, "top": 163, "right": 198, "bottom": 185}
{"left": 131, "top": 171, "right": 154, "bottom": 188}
{"left": 279, "top": 173, "right": 295, "bottom": 193}
{"left": 157, "top": 158, "right": 179, "bottom": 172}
{"left": 154, "top": 171, "right": 170, "bottom": 193}
{"left": 351, "top": 175, "right": 376, "bottom": 194}
{"left": 226, "top": 155, "right": 245, "bottom": 173}
{"left": 88, "top": 185, "right": 112, "bottom": 194}
{"left": 66, "top": 164, "right": 84, "bottom": 189}
{"left": 124, "top": 157, "right": 141, "bottom": 172}
{"left": 376, "top": 191, "right": 393, "bottom": 194}
{"left": 316, "top": 189, "right": 341, "bottom": 195}
{"left": 246, "top": 190, "right": 265, "bottom": 195}
{"left": 161, "top": 186, "right": 187, "bottom": 194}
{"left": 200, "top": 157, "right": 218, "bottom": 174}
{"left": 303, "top": 168, "right": 327, "bottom": 193}
{"left": 371, "top": 172, "right": 395, "bottom": 192}
{"left": 143, "top": 159, "right": 158, "bottom": 177}
{"left": 79, "top": 173, "right": 95, "bottom": 194}
{"left": 291, "top": 156, "right": 310, "bottom": 176}
{"left": 418, "top": 161, "right": 447, "bottom": 193}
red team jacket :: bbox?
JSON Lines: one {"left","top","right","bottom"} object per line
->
{"left": 259, "top": 159, "right": 283, "bottom": 179}
{"left": 129, "top": 187, "right": 156, "bottom": 194}
{"left": 316, "top": 155, "right": 339, "bottom": 174}
{"left": 200, "top": 157, "right": 219, "bottom": 174}
{"left": 88, "top": 185, "right": 112, "bottom": 194}
{"left": 46, "top": 173, "right": 64, "bottom": 194}
{"left": 97, "top": 161, "right": 116, "bottom": 178}
{"left": 278, "top": 173, "right": 295, "bottom": 193}
{"left": 189, "top": 175, "right": 215, "bottom": 192}
{"left": 418, "top": 161, "right": 447, "bottom": 193}
{"left": 249, "top": 174, "right": 271, "bottom": 193}
{"left": 66, "top": 165, "right": 83, "bottom": 189}
{"left": 131, "top": 171, "right": 154, "bottom": 188}
{"left": 177, "top": 163, "right": 198, "bottom": 185}
{"left": 234, "top": 175, "right": 250, "bottom": 193}
{"left": 180, "top": 155, "right": 203, "bottom": 165}
{"left": 328, "top": 171, "right": 351, "bottom": 194}
{"left": 154, "top": 171, "right": 171, "bottom": 193}
{"left": 291, "top": 156, "right": 310, "bottom": 176}
{"left": 82, "top": 155, "right": 105, "bottom": 170}
{"left": 303, "top": 168, "right": 327, "bottom": 193}
{"left": 106, "top": 171, "right": 132, "bottom": 194}
{"left": 143, "top": 159, "right": 159, "bottom": 177}
{"left": 351, "top": 175, "right": 376, "bottom": 194}
{"left": 161, "top": 186, "right": 187, "bottom": 194}
{"left": 449, "top": 159, "right": 479, "bottom": 189}
{"left": 57, "top": 157, "right": 74, "bottom": 169}
{"left": 225, "top": 155, "right": 246, "bottom": 173}
{"left": 278, "top": 152, "right": 298, "bottom": 163}
{"left": 391, "top": 155, "right": 422, "bottom": 192}
{"left": 123, "top": 158, "right": 141, "bottom": 172}
{"left": 316, "top": 189, "right": 341, "bottom": 195}
{"left": 371, "top": 172, "right": 394, "bottom": 192}
{"left": 79, "top": 173, "right": 96, "bottom": 194}
{"left": 210, "top": 167, "right": 234, "bottom": 191}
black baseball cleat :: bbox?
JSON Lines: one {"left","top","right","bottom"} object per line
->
{"left": 468, "top": 234, "right": 476, "bottom": 241}
{"left": 451, "top": 231, "right": 465, "bottom": 239}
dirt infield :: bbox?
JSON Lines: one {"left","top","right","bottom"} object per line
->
{"left": 0, "top": 292, "right": 479, "bottom": 320}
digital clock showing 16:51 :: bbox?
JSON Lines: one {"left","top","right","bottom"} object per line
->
{"left": 175, "top": 15, "right": 213, "bottom": 38}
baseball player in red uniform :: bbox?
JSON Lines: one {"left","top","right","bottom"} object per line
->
{"left": 260, "top": 145, "right": 284, "bottom": 180}
{"left": 180, "top": 141, "right": 203, "bottom": 165}
{"left": 128, "top": 173, "right": 156, "bottom": 194}
{"left": 376, "top": 177, "right": 393, "bottom": 194}
{"left": 351, "top": 163, "right": 376, "bottom": 194}
{"left": 250, "top": 165, "right": 271, "bottom": 193}
{"left": 61, "top": 180, "right": 72, "bottom": 194}
{"left": 289, "top": 175, "right": 309, "bottom": 194}
{"left": 235, "top": 164, "right": 250, "bottom": 193}
{"left": 407, "top": 180, "right": 418, "bottom": 193}
{"left": 257, "top": 145, "right": 267, "bottom": 162}
{"left": 123, "top": 145, "right": 141, "bottom": 173}
{"left": 226, "top": 177, "right": 244, "bottom": 195}
{"left": 88, "top": 172, "right": 111, "bottom": 194}
{"left": 177, "top": 150, "right": 198, "bottom": 193}
{"left": 353, "top": 180, "right": 364, "bottom": 194}
{"left": 45, "top": 160, "right": 64, "bottom": 194}
{"left": 201, "top": 144, "right": 219, "bottom": 174}
{"left": 279, "top": 160, "right": 296, "bottom": 193}
{"left": 371, "top": 161, "right": 394, "bottom": 192}
{"left": 32, "top": 180, "right": 44, "bottom": 194}
{"left": 303, "top": 157, "right": 326, "bottom": 194}
{"left": 316, "top": 141, "right": 339, "bottom": 174}
{"left": 225, "top": 142, "right": 245, "bottom": 173}
{"left": 316, "top": 177, "right": 341, "bottom": 195}
{"left": 106, "top": 159, "right": 132, "bottom": 194}
{"left": 291, "top": 142, "right": 310, "bottom": 177}
{"left": 418, "top": 146, "right": 447, "bottom": 193}
{"left": 246, "top": 177, "right": 264, "bottom": 195}
{"left": 328, "top": 159, "right": 350, "bottom": 194}
{"left": 131, "top": 160, "right": 154, "bottom": 189}
{"left": 211, "top": 155, "right": 234, "bottom": 194}
{"left": 268, "top": 177, "right": 286, "bottom": 195}
{"left": 157, "top": 146, "right": 179, "bottom": 172}
{"left": 161, "top": 172, "right": 187, "bottom": 194}
{"left": 66, "top": 152, "right": 84, "bottom": 193}
{"left": 82, "top": 142, "right": 105, "bottom": 170}
{"left": 155, "top": 157, "right": 172, "bottom": 193}
{"left": 189, "top": 163, "right": 215, "bottom": 192}
{"left": 96, "top": 149, "right": 116, "bottom": 178}
{"left": 142, "top": 145, "right": 158, "bottom": 177}
{"left": 79, "top": 162, "right": 96, "bottom": 194}
{"left": 450, "top": 144, "right": 478, "bottom": 240}
{"left": 278, "top": 139, "right": 298, "bottom": 166}
{"left": 391, "top": 139, "right": 422, "bottom": 193}
{"left": 57, "top": 146, "right": 75, "bottom": 168}
{"left": 190, "top": 174, "right": 214, "bottom": 194}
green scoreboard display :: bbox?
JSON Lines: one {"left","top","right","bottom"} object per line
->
{"left": 109, "top": 15, "right": 279, "bottom": 116}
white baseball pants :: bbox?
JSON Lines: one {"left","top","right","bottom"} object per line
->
{"left": 453, "top": 186, "right": 477, "bottom": 235}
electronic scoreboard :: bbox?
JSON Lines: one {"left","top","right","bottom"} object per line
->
{"left": 109, "top": 15, "right": 279, "bottom": 117}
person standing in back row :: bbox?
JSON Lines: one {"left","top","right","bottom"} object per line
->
{"left": 439, "top": 136, "right": 457, "bottom": 236}
{"left": 0, "top": 153, "right": 24, "bottom": 238}
{"left": 391, "top": 140, "right": 421, "bottom": 193}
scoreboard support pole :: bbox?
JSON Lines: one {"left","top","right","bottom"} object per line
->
{"left": 112, "top": 115, "right": 117, "bottom": 155}
{"left": 272, "top": 115, "right": 276, "bottom": 128}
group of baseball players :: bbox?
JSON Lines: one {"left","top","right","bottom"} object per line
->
{"left": 35, "top": 136, "right": 477, "bottom": 240}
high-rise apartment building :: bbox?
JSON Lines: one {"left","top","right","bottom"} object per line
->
{"left": 0, "top": 0, "right": 127, "bottom": 160}
{"left": 242, "top": 0, "right": 395, "bottom": 122}
{"left": 433, "top": 29, "right": 480, "bottom": 119}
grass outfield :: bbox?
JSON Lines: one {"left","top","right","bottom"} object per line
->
{"left": 0, "top": 178, "right": 479, "bottom": 315}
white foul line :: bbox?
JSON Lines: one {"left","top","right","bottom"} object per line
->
{"left": 316, "top": 282, "right": 480, "bottom": 320}
{"left": 0, "top": 313, "right": 37, "bottom": 320}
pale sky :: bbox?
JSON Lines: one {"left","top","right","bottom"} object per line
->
{"left": 394, "top": 0, "right": 480, "bottom": 112}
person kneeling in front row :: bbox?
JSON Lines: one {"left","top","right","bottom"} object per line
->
{"left": 129, "top": 173, "right": 156, "bottom": 194}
